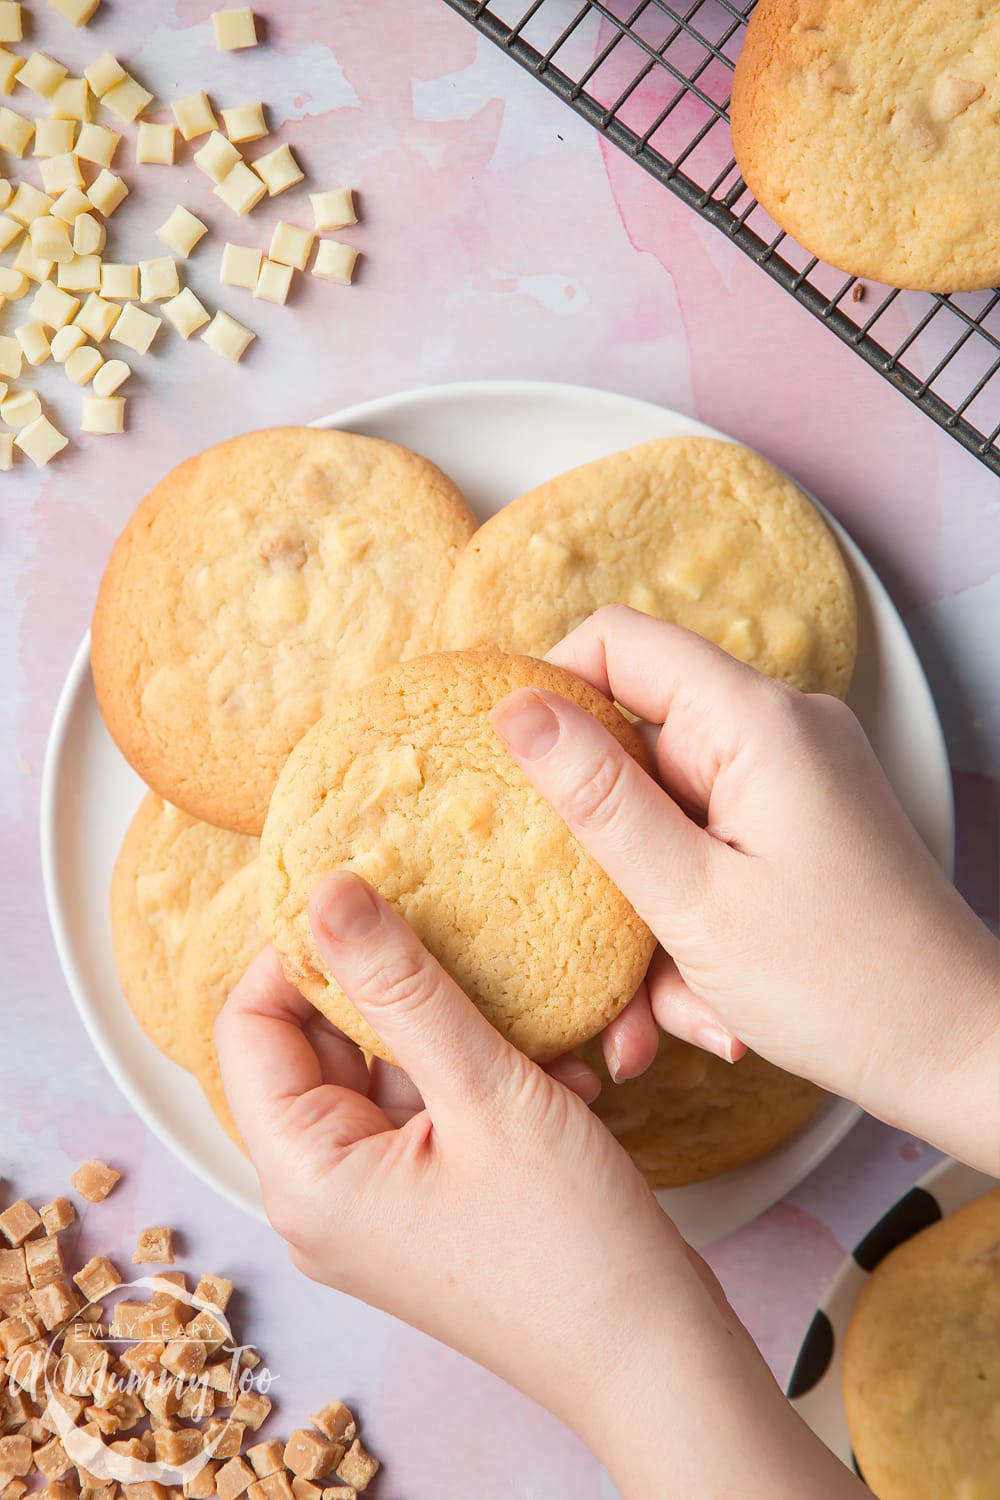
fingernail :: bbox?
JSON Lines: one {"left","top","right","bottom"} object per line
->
{"left": 607, "top": 1046, "right": 623, "bottom": 1084}
{"left": 491, "top": 690, "right": 560, "bottom": 760}
{"left": 692, "top": 1024, "right": 737, "bottom": 1064}
{"left": 316, "top": 872, "right": 381, "bottom": 942}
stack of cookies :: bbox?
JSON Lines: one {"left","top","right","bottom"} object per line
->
{"left": 93, "top": 426, "right": 856, "bottom": 1187}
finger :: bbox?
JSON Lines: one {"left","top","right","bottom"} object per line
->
{"left": 601, "top": 980, "right": 659, "bottom": 1082}
{"left": 215, "top": 948, "right": 392, "bottom": 1172}
{"left": 544, "top": 605, "right": 776, "bottom": 810}
{"left": 368, "top": 1058, "right": 424, "bottom": 1114}
{"left": 491, "top": 685, "right": 717, "bottom": 938}
{"left": 544, "top": 1053, "right": 602, "bottom": 1104}
{"left": 302, "top": 1016, "right": 370, "bottom": 1096}
{"left": 309, "top": 872, "right": 517, "bottom": 1116}
{"left": 645, "top": 947, "right": 746, "bottom": 1064}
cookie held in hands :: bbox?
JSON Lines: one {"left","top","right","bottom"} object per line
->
{"left": 261, "top": 651, "right": 658, "bottom": 1064}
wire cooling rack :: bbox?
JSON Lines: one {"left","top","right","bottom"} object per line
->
{"left": 443, "top": 0, "right": 1000, "bottom": 476}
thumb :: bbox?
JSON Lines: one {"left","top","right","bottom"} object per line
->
{"left": 491, "top": 688, "right": 715, "bottom": 941}
{"left": 308, "top": 871, "right": 519, "bottom": 1118}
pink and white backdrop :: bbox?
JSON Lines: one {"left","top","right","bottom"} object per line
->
{"left": 2, "top": 3, "right": 997, "bottom": 1495}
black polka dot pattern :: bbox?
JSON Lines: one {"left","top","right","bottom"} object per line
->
{"left": 852, "top": 1186, "right": 942, "bottom": 1273}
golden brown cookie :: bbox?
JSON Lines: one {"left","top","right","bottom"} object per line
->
{"left": 260, "top": 651, "right": 657, "bottom": 1065}
{"left": 92, "top": 428, "right": 477, "bottom": 835}
{"left": 843, "top": 1187, "right": 1000, "bottom": 1499}
{"left": 580, "top": 1036, "right": 825, "bottom": 1188}
{"left": 731, "top": 0, "right": 1000, "bottom": 292}
{"left": 434, "top": 437, "right": 856, "bottom": 698}
{"left": 175, "top": 861, "right": 262, "bottom": 1153}
{"left": 109, "top": 793, "right": 258, "bottom": 1066}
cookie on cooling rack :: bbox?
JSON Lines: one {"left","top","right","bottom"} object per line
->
{"left": 730, "top": 0, "right": 1000, "bottom": 291}
{"left": 260, "top": 650, "right": 657, "bottom": 1066}
{"left": 842, "top": 1186, "right": 1000, "bottom": 1500}
{"left": 435, "top": 436, "right": 856, "bottom": 699}
{"left": 579, "top": 1035, "right": 825, "bottom": 1189}
{"left": 92, "top": 428, "right": 477, "bottom": 836}
{"left": 109, "top": 792, "right": 258, "bottom": 1067}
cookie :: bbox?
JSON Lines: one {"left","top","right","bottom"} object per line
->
{"left": 109, "top": 792, "right": 258, "bottom": 1066}
{"left": 176, "top": 861, "right": 262, "bottom": 1153}
{"left": 92, "top": 428, "right": 478, "bottom": 836}
{"left": 260, "top": 651, "right": 658, "bottom": 1065}
{"left": 434, "top": 437, "right": 856, "bottom": 699}
{"left": 580, "top": 1036, "right": 825, "bottom": 1188}
{"left": 731, "top": 1, "right": 1000, "bottom": 292}
{"left": 843, "top": 1187, "right": 1000, "bottom": 1499}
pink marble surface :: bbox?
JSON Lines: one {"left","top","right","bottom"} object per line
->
{"left": 2, "top": 3, "right": 997, "bottom": 1496}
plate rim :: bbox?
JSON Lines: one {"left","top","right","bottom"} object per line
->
{"left": 39, "top": 377, "right": 954, "bottom": 1233}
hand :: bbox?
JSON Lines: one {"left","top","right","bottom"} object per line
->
{"left": 216, "top": 875, "right": 863, "bottom": 1500}
{"left": 491, "top": 606, "right": 1000, "bottom": 1176}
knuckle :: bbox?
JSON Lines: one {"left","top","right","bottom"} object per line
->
{"left": 362, "top": 945, "right": 434, "bottom": 1013}
{"left": 561, "top": 748, "right": 630, "bottom": 834}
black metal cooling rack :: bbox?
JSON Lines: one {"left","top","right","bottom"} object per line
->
{"left": 443, "top": 0, "right": 1000, "bottom": 476}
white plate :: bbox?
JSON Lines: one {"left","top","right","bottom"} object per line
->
{"left": 40, "top": 380, "right": 955, "bottom": 1247}
{"left": 787, "top": 1156, "right": 997, "bottom": 1478}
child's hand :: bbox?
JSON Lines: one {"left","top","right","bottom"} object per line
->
{"left": 216, "top": 879, "right": 863, "bottom": 1500}
{"left": 491, "top": 606, "right": 999, "bottom": 1175}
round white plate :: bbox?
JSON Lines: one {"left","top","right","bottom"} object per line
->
{"left": 40, "top": 380, "right": 954, "bottom": 1247}
{"left": 787, "top": 1156, "right": 997, "bottom": 1478}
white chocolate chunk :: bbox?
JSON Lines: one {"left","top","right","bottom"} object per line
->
{"left": 48, "top": 0, "right": 101, "bottom": 23}
{"left": 52, "top": 186, "right": 92, "bottom": 222}
{"left": 15, "top": 414, "right": 68, "bottom": 465}
{"left": 253, "top": 257, "right": 292, "bottom": 304}
{"left": 102, "top": 74, "right": 152, "bottom": 123}
{"left": 0, "top": 213, "right": 21, "bottom": 251}
{"left": 72, "top": 211, "right": 105, "bottom": 252}
{"left": 214, "top": 159, "right": 266, "bottom": 214}
{"left": 65, "top": 343, "right": 102, "bottom": 384}
{"left": 31, "top": 214, "right": 74, "bottom": 262}
{"left": 18, "top": 53, "right": 67, "bottom": 97}
{"left": 194, "top": 130, "right": 240, "bottom": 182}
{"left": 16, "top": 319, "right": 51, "bottom": 364}
{"left": 0, "top": 183, "right": 10, "bottom": 210}
{"left": 92, "top": 356, "right": 129, "bottom": 395}
{"left": 0, "top": 47, "right": 22, "bottom": 91}
{"left": 50, "top": 78, "right": 90, "bottom": 121}
{"left": 162, "top": 286, "right": 209, "bottom": 337}
{"left": 87, "top": 168, "right": 128, "bottom": 215}
{"left": 252, "top": 143, "right": 302, "bottom": 196}
{"left": 12, "top": 240, "right": 53, "bottom": 282}
{"left": 172, "top": 90, "right": 217, "bottom": 140}
{"left": 309, "top": 187, "right": 356, "bottom": 230}
{"left": 8, "top": 182, "right": 53, "bottom": 224}
{"left": 33, "top": 117, "right": 76, "bottom": 155}
{"left": 200, "top": 308, "right": 253, "bottom": 360}
{"left": 0, "top": 431, "right": 12, "bottom": 469}
{"left": 31, "top": 278, "right": 79, "bottom": 327}
{"left": 269, "top": 219, "right": 313, "bottom": 270}
{"left": 212, "top": 8, "right": 257, "bottom": 50}
{"left": 221, "top": 101, "right": 266, "bottom": 142}
{"left": 156, "top": 205, "right": 207, "bottom": 257}
{"left": 219, "top": 241, "right": 261, "bottom": 288}
{"left": 0, "top": 265, "right": 26, "bottom": 296}
{"left": 2, "top": 387, "right": 41, "bottom": 424}
{"left": 57, "top": 252, "right": 101, "bottom": 291}
{"left": 50, "top": 322, "right": 86, "bottom": 361}
{"left": 39, "top": 151, "right": 85, "bottom": 193}
{"left": 311, "top": 240, "right": 357, "bottom": 285}
{"left": 139, "top": 256, "right": 179, "bottom": 302}
{"left": 0, "top": 334, "right": 22, "bottom": 377}
{"left": 100, "top": 262, "right": 138, "bottom": 299}
{"left": 81, "top": 394, "right": 124, "bottom": 432}
{"left": 136, "top": 120, "right": 175, "bottom": 164}
{"left": 75, "top": 291, "right": 117, "bottom": 340}
{"left": 0, "top": 106, "right": 32, "bottom": 155}
{"left": 75, "top": 121, "right": 119, "bottom": 166}
{"left": 0, "top": 1, "right": 21, "bottom": 42}
{"left": 84, "top": 51, "right": 125, "bottom": 97}
{"left": 111, "top": 300, "right": 160, "bottom": 354}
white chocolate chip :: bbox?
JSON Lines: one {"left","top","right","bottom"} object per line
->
{"left": 1, "top": 387, "right": 42, "bottom": 425}
{"left": 309, "top": 188, "right": 356, "bottom": 230}
{"left": 92, "top": 356, "right": 129, "bottom": 395}
{"left": 221, "top": 101, "right": 267, "bottom": 143}
{"left": 83, "top": 50, "right": 125, "bottom": 97}
{"left": 57, "top": 253, "right": 101, "bottom": 291}
{"left": 212, "top": 8, "right": 257, "bottom": 51}
{"left": 81, "top": 394, "right": 124, "bottom": 432}
{"left": 194, "top": 130, "right": 241, "bottom": 182}
{"left": 72, "top": 211, "right": 105, "bottom": 254}
{"left": 47, "top": 0, "right": 101, "bottom": 23}
{"left": 75, "top": 121, "right": 120, "bottom": 167}
{"left": 214, "top": 160, "right": 266, "bottom": 215}
{"left": 172, "top": 90, "right": 218, "bottom": 141}
{"left": 0, "top": 107, "right": 33, "bottom": 156}
{"left": 51, "top": 186, "right": 92, "bottom": 222}
{"left": 39, "top": 152, "right": 85, "bottom": 194}
{"left": 87, "top": 168, "right": 128, "bottom": 215}
{"left": 75, "top": 292, "right": 118, "bottom": 341}
{"left": 311, "top": 240, "right": 357, "bottom": 285}
{"left": 219, "top": 243, "right": 261, "bottom": 288}
{"left": 50, "top": 323, "right": 86, "bottom": 362}
{"left": 15, "top": 413, "right": 68, "bottom": 465}
{"left": 156, "top": 205, "right": 208, "bottom": 258}
{"left": 101, "top": 262, "right": 139, "bottom": 299}
{"left": 0, "top": 334, "right": 23, "bottom": 377}
{"left": 30, "top": 278, "right": 79, "bottom": 328}
{"left": 0, "top": 430, "right": 13, "bottom": 469}
{"left": 64, "top": 343, "right": 102, "bottom": 384}
{"left": 110, "top": 300, "right": 160, "bottom": 354}
{"left": 139, "top": 256, "right": 179, "bottom": 302}
{"left": 0, "top": 213, "right": 21, "bottom": 252}
{"left": 18, "top": 52, "right": 68, "bottom": 97}
{"left": 16, "top": 320, "right": 51, "bottom": 365}
{"left": 0, "top": 265, "right": 27, "bottom": 297}
{"left": 0, "top": 47, "right": 22, "bottom": 91}
{"left": 49, "top": 77, "right": 90, "bottom": 122}
{"left": 12, "top": 240, "right": 54, "bottom": 282}
{"left": 162, "top": 286, "right": 209, "bottom": 338}
{"left": 8, "top": 182, "right": 53, "bottom": 225}
{"left": 102, "top": 74, "right": 153, "bottom": 123}
{"left": 269, "top": 220, "right": 313, "bottom": 270}
{"left": 32, "top": 118, "right": 76, "bottom": 156}
{"left": 0, "top": 3, "right": 22, "bottom": 44}
{"left": 200, "top": 308, "right": 254, "bottom": 361}
{"left": 252, "top": 143, "right": 303, "bottom": 196}
{"left": 253, "top": 257, "right": 292, "bottom": 304}
{"left": 30, "top": 215, "right": 74, "bottom": 264}
{"left": 136, "top": 120, "right": 176, "bottom": 165}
